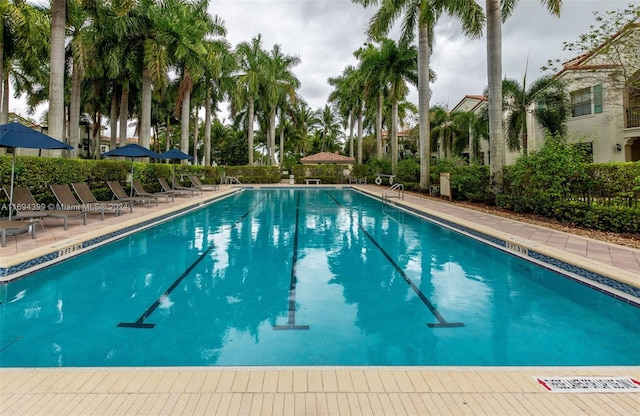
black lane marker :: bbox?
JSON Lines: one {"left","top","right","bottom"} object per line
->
{"left": 119, "top": 192, "right": 272, "bottom": 329}
{"left": 325, "top": 191, "right": 464, "bottom": 328}
{"left": 274, "top": 191, "right": 309, "bottom": 330}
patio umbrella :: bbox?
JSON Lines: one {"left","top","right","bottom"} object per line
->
{"left": 159, "top": 149, "right": 193, "bottom": 189}
{"left": 0, "top": 122, "right": 73, "bottom": 220}
{"left": 102, "top": 143, "right": 162, "bottom": 197}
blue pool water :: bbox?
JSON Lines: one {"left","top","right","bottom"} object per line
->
{"left": 1, "top": 189, "right": 639, "bottom": 367}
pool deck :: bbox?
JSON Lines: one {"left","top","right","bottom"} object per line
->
{"left": 1, "top": 183, "right": 639, "bottom": 415}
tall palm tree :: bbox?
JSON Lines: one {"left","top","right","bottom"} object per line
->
{"left": 288, "top": 99, "right": 319, "bottom": 157}
{"left": 201, "top": 39, "right": 234, "bottom": 166}
{"left": 486, "top": 0, "right": 562, "bottom": 184}
{"left": 48, "top": 0, "right": 66, "bottom": 147}
{"left": 328, "top": 65, "right": 365, "bottom": 162}
{"left": 234, "top": 35, "right": 268, "bottom": 165}
{"left": 158, "top": 0, "right": 225, "bottom": 158}
{"left": 354, "top": 42, "right": 387, "bottom": 160}
{"left": 379, "top": 38, "right": 418, "bottom": 174}
{"left": 502, "top": 75, "right": 568, "bottom": 155}
{"left": 353, "top": 0, "right": 484, "bottom": 190}
{"left": 261, "top": 44, "right": 300, "bottom": 165}
{"left": 316, "top": 104, "right": 344, "bottom": 153}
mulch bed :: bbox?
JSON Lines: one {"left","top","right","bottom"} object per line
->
{"left": 405, "top": 191, "right": 640, "bottom": 250}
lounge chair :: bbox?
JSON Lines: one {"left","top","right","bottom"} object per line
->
{"left": 171, "top": 177, "right": 203, "bottom": 195}
{"left": 158, "top": 177, "right": 196, "bottom": 197}
{"left": 50, "top": 183, "right": 107, "bottom": 220}
{"left": 0, "top": 220, "right": 36, "bottom": 247}
{"left": 72, "top": 182, "right": 133, "bottom": 214}
{"left": 107, "top": 181, "right": 157, "bottom": 207}
{"left": 132, "top": 180, "right": 174, "bottom": 203}
{"left": 5, "top": 186, "right": 87, "bottom": 230}
{"left": 188, "top": 175, "right": 219, "bottom": 191}
{"left": 221, "top": 173, "right": 241, "bottom": 184}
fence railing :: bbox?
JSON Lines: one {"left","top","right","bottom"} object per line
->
{"left": 626, "top": 106, "right": 640, "bottom": 128}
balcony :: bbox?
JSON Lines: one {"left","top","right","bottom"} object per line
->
{"left": 626, "top": 106, "right": 640, "bottom": 128}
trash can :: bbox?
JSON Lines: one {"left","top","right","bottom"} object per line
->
{"left": 289, "top": 174, "right": 295, "bottom": 185}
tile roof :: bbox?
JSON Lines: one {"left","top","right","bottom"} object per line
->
{"left": 299, "top": 152, "right": 356, "bottom": 164}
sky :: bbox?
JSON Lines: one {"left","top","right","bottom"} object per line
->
{"left": 207, "top": 0, "right": 631, "bottom": 117}
{"left": 9, "top": 0, "right": 633, "bottom": 127}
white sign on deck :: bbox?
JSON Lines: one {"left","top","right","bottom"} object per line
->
{"left": 536, "top": 377, "right": 640, "bottom": 393}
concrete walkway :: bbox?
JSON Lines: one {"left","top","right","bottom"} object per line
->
{"left": 1, "top": 184, "right": 639, "bottom": 415}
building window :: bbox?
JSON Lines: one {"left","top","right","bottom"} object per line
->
{"left": 593, "top": 84, "right": 603, "bottom": 114}
{"left": 571, "top": 87, "right": 592, "bottom": 117}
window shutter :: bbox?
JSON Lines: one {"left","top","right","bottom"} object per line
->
{"left": 593, "top": 84, "right": 603, "bottom": 114}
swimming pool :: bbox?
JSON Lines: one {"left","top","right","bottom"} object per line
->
{"left": 1, "top": 189, "right": 639, "bottom": 367}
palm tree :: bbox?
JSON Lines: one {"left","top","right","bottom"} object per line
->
{"left": 261, "top": 44, "right": 300, "bottom": 165}
{"left": 48, "top": 0, "right": 66, "bottom": 147}
{"left": 158, "top": 0, "right": 225, "bottom": 158}
{"left": 485, "top": 0, "right": 562, "bottom": 184}
{"left": 353, "top": 0, "right": 484, "bottom": 190}
{"left": 354, "top": 42, "right": 387, "bottom": 160}
{"left": 502, "top": 75, "right": 568, "bottom": 155}
{"left": 379, "top": 38, "right": 418, "bottom": 174}
{"left": 316, "top": 104, "right": 344, "bottom": 153}
{"left": 328, "top": 65, "right": 366, "bottom": 162}
{"left": 201, "top": 39, "right": 234, "bottom": 166}
{"left": 234, "top": 35, "right": 268, "bottom": 165}
{"left": 0, "top": 1, "right": 49, "bottom": 125}
{"left": 430, "top": 105, "right": 477, "bottom": 159}
{"left": 288, "top": 99, "right": 319, "bottom": 157}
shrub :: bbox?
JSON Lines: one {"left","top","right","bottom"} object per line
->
{"left": 501, "top": 135, "right": 587, "bottom": 215}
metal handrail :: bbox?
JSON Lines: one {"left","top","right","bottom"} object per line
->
{"left": 382, "top": 183, "right": 404, "bottom": 203}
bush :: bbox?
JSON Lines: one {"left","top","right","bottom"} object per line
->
{"left": 500, "top": 135, "right": 588, "bottom": 215}
{"left": 430, "top": 158, "right": 489, "bottom": 202}
{"left": 396, "top": 158, "right": 419, "bottom": 183}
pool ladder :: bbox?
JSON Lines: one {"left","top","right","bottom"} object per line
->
{"left": 382, "top": 183, "right": 404, "bottom": 203}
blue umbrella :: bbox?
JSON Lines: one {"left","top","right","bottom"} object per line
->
{"left": 0, "top": 122, "right": 73, "bottom": 220}
{"left": 159, "top": 149, "right": 193, "bottom": 161}
{"left": 102, "top": 144, "right": 162, "bottom": 196}
{"left": 159, "top": 149, "right": 194, "bottom": 189}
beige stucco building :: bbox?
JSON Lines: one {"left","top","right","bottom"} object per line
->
{"left": 452, "top": 23, "right": 640, "bottom": 165}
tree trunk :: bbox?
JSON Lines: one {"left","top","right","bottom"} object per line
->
{"left": 269, "top": 107, "right": 276, "bottom": 165}
{"left": 279, "top": 108, "right": 284, "bottom": 175}
{"left": 376, "top": 93, "right": 383, "bottom": 159}
{"left": 193, "top": 106, "right": 199, "bottom": 164}
{"left": 0, "top": 41, "right": 4, "bottom": 124}
{"left": 92, "top": 112, "right": 102, "bottom": 158}
{"left": 357, "top": 105, "right": 363, "bottom": 164}
{"left": 180, "top": 89, "right": 191, "bottom": 162}
{"left": 349, "top": 110, "right": 355, "bottom": 159}
{"left": 69, "top": 61, "right": 81, "bottom": 158}
{"left": 487, "top": 0, "right": 505, "bottom": 186}
{"left": 204, "top": 93, "right": 212, "bottom": 166}
{"left": 110, "top": 90, "right": 118, "bottom": 150}
{"left": 140, "top": 67, "right": 152, "bottom": 149}
{"left": 247, "top": 98, "right": 255, "bottom": 165}
{"left": 119, "top": 82, "right": 129, "bottom": 148}
{"left": 391, "top": 101, "right": 398, "bottom": 174}
{"left": 48, "top": 0, "right": 66, "bottom": 157}
{"left": 165, "top": 115, "right": 172, "bottom": 152}
{"left": 418, "top": 24, "right": 431, "bottom": 190}
{"left": 0, "top": 41, "right": 5, "bottom": 125}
